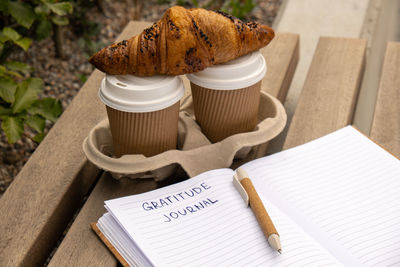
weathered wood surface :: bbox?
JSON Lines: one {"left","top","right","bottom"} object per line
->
{"left": 370, "top": 42, "right": 400, "bottom": 157}
{"left": 283, "top": 37, "right": 367, "bottom": 149}
{"left": 49, "top": 174, "right": 159, "bottom": 267}
{"left": 48, "top": 28, "right": 300, "bottom": 266}
{"left": 0, "top": 20, "right": 152, "bottom": 267}
{"left": 261, "top": 32, "right": 300, "bottom": 102}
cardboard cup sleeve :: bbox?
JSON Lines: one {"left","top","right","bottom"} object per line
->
{"left": 106, "top": 102, "right": 180, "bottom": 157}
{"left": 191, "top": 81, "right": 261, "bottom": 143}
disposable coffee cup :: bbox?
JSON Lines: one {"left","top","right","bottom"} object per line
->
{"left": 187, "top": 51, "right": 267, "bottom": 143}
{"left": 99, "top": 75, "right": 184, "bottom": 157}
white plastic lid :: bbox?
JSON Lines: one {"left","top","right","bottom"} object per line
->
{"left": 99, "top": 75, "right": 184, "bottom": 112}
{"left": 186, "top": 51, "right": 267, "bottom": 90}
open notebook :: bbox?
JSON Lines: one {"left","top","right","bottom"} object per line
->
{"left": 92, "top": 126, "right": 400, "bottom": 266}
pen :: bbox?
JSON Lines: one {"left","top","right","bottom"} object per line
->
{"left": 234, "top": 168, "right": 282, "bottom": 253}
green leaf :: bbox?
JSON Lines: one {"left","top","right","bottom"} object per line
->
{"left": 27, "top": 77, "right": 44, "bottom": 92}
{"left": 32, "top": 132, "right": 45, "bottom": 143}
{"left": 0, "top": 65, "right": 6, "bottom": 75}
{"left": 2, "top": 28, "right": 32, "bottom": 51}
{"left": 0, "top": 76, "right": 17, "bottom": 103}
{"left": 34, "top": 4, "right": 50, "bottom": 15}
{"left": 0, "top": 0, "right": 8, "bottom": 13}
{"left": 77, "top": 73, "right": 87, "bottom": 83}
{"left": 3, "top": 27, "right": 21, "bottom": 42}
{"left": 26, "top": 114, "right": 45, "bottom": 132}
{"left": 12, "top": 78, "right": 41, "bottom": 114}
{"left": 8, "top": 1, "right": 36, "bottom": 29}
{"left": 28, "top": 97, "right": 62, "bottom": 122}
{"left": 4, "top": 61, "right": 33, "bottom": 73}
{"left": 4, "top": 69, "right": 22, "bottom": 79}
{"left": 0, "top": 106, "right": 12, "bottom": 117}
{"left": 51, "top": 16, "right": 69, "bottom": 26}
{"left": 0, "top": 32, "right": 9, "bottom": 43}
{"left": 0, "top": 42, "right": 4, "bottom": 55}
{"left": 14, "top": 37, "right": 32, "bottom": 51}
{"left": 36, "top": 19, "right": 52, "bottom": 40}
{"left": 1, "top": 116, "right": 24, "bottom": 143}
{"left": 46, "top": 2, "right": 72, "bottom": 16}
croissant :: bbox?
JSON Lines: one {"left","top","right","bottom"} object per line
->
{"left": 89, "top": 6, "right": 274, "bottom": 76}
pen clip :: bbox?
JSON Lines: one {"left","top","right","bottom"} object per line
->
{"left": 233, "top": 173, "right": 249, "bottom": 206}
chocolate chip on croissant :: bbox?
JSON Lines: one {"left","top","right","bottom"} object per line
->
{"left": 89, "top": 6, "right": 275, "bottom": 76}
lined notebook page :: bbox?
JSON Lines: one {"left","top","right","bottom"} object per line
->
{"left": 104, "top": 169, "right": 341, "bottom": 266}
{"left": 242, "top": 126, "right": 400, "bottom": 266}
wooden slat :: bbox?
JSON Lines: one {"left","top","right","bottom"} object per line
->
{"left": 370, "top": 42, "right": 400, "bottom": 157}
{"left": 252, "top": 32, "right": 299, "bottom": 158}
{"left": 0, "top": 21, "right": 152, "bottom": 266}
{"left": 49, "top": 30, "right": 300, "bottom": 266}
{"left": 50, "top": 173, "right": 159, "bottom": 267}
{"left": 283, "top": 37, "right": 366, "bottom": 149}
{"left": 261, "top": 32, "right": 299, "bottom": 102}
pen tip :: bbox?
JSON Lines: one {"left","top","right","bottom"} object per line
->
{"left": 278, "top": 249, "right": 282, "bottom": 254}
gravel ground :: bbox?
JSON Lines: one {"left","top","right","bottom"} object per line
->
{"left": 0, "top": 0, "right": 281, "bottom": 196}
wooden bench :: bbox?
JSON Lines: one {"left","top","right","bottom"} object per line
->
{"left": 0, "top": 21, "right": 399, "bottom": 266}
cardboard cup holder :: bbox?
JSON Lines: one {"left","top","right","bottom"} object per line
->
{"left": 83, "top": 91, "right": 286, "bottom": 181}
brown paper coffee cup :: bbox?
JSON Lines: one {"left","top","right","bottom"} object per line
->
{"left": 99, "top": 75, "right": 184, "bottom": 157}
{"left": 106, "top": 102, "right": 180, "bottom": 157}
{"left": 187, "top": 51, "right": 266, "bottom": 143}
{"left": 191, "top": 81, "right": 261, "bottom": 142}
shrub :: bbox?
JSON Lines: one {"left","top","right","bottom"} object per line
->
{"left": 223, "top": 0, "right": 255, "bottom": 19}
{"left": 0, "top": 0, "right": 72, "bottom": 144}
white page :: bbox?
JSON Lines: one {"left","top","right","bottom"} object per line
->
{"left": 242, "top": 126, "right": 400, "bottom": 266}
{"left": 105, "top": 169, "right": 342, "bottom": 266}
{"left": 98, "top": 213, "right": 149, "bottom": 266}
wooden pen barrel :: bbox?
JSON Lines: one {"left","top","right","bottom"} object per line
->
{"left": 240, "top": 178, "right": 278, "bottom": 237}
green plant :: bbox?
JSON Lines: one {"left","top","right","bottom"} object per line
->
{"left": 177, "top": 0, "right": 254, "bottom": 19}
{"left": 76, "top": 73, "right": 87, "bottom": 83}
{"left": 176, "top": 0, "right": 191, "bottom": 6}
{"left": 0, "top": 1, "right": 73, "bottom": 55}
{"left": 157, "top": 0, "right": 172, "bottom": 4}
{"left": 35, "top": 0, "right": 73, "bottom": 30}
{"left": 69, "top": 0, "right": 104, "bottom": 58}
{"left": 34, "top": 0, "right": 73, "bottom": 58}
{"left": 222, "top": 0, "right": 255, "bottom": 19}
{"left": 76, "top": 21, "right": 103, "bottom": 57}
{"left": 0, "top": 0, "right": 68, "bottom": 144}
{"left": 0, "top": 62, "right": 62, "bottom": 143}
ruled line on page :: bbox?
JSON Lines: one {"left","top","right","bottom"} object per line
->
{"left": 363, "top": 247, "right": 400, "bottom": 265}
{"left": 350, "top": 233, "right": 400, "bottom": 254}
